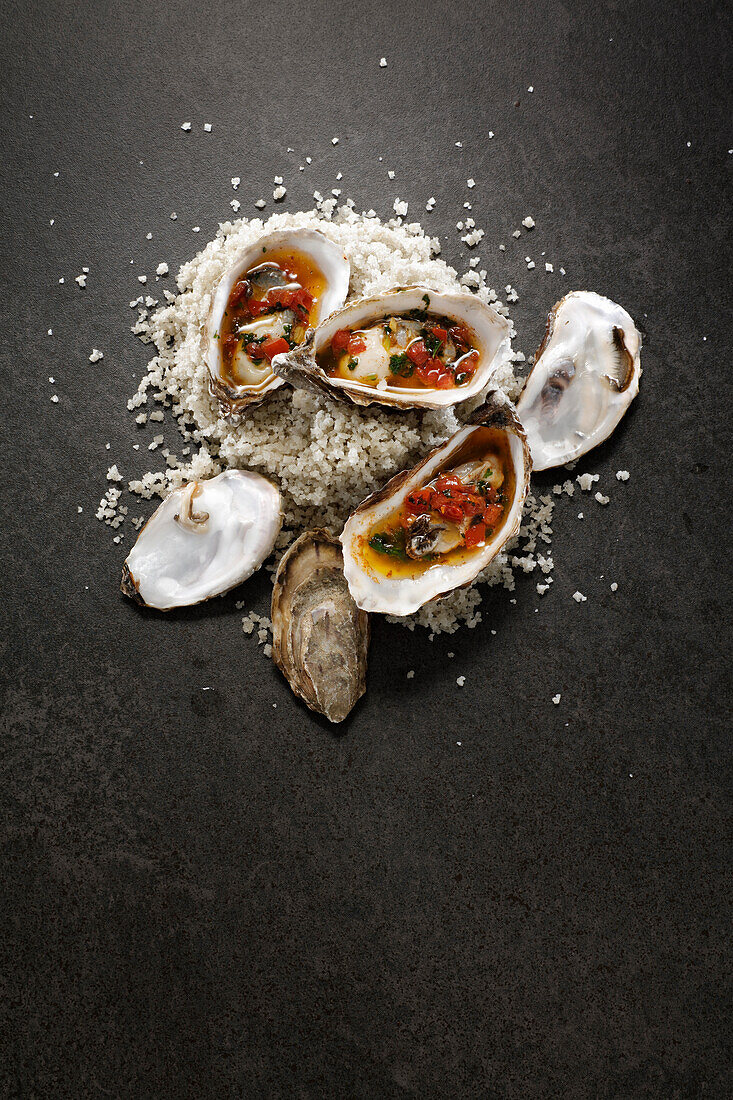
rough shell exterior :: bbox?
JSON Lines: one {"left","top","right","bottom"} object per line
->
{"left": 271, "top": 529, "right": 370, "bottom": 724}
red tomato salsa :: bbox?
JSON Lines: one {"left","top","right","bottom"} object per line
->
{"left": 218, "top": 247, "right": 326, "bottom": 389}
{"left": 361, "top": 428, "right": 514, "bottom": 576}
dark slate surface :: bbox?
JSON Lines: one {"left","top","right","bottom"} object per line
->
{"left": 1, "top": 0, "right": 731, "bottom": 1096}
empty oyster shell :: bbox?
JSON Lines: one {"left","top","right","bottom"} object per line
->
{"left": 516, "top": 291, "right": 642, "bottom": 470}
{"left": 272, "top": 285, "right": 512, "bottom": 410}
{"left": 340, "top": 392, "right": 531, "bottom": 615}
{"left": 204, "top": 229, "right": 350, "bottom": 416}
{"left": 271, "top": 530, "right": 369, "bottom": 724}
{"left": 121, "top": 470, "right": 282, "bottom": 610}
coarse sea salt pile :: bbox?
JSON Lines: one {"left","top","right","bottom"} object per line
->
{"left": 122, "top": 206, "right": 556, "bottom": 634}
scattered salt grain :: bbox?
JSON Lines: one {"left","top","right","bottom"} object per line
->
{"left": 146, "top": 232, "right": 152, "bottom": 240}
{"left": 526, "top": 260, "right": 535, "bottom": 270}
{"left": 231, "top": 177, "right": 240, "bottom": 189}
{"left": 89, "top": 348, "right": 103, "bottom": 363}
{"left": 387, "top": 170, "right": 395, "bottom": 180}
{"left": 393, "top": 198, "right": 408, "bottom": 216}
{"left": 204, "top": 123, "right": 212, "bottom": 132}
{"left": 75, "top": 273, "right": 87, "bottom": 288}
{"left": 577, "top": 472, "right": 600, "bottom": 491}
{"left": 595, "top": 492, "right": 610, "bottom": 505}
{"left": 616, "top": 469, "right": 630, "bottom": 481}
{"left": 466, "top": 178, "right": 475, "bottom": 188}
{"left": 522, "top": 216, "right": 535, "bottom": 229}
{"left": 572, "top": 591, "right": 587, "bottom": 603}
{"left": 137, "top": 275, "right": 147, "bottom": 284}
{"left": 406, "top": 670, "right": 414, "bottom": 679}
{"left": 156, "top": 262, "right": 169, "bottom": 276}
{"left": 456, "top": 676, "right": 466, "bottom": 687}
{"left": 50, "top": 395, "right": 59, "bottom": 403}
{"left": 379, "top": 57, "right": 387, "bottom": 67}
{"left": 578, "top": 512, "right": 584, "bottom": 519}
{"left": 545, "top": 262, "right": 553, "bottom": 273}
{"left": 552, "top": 694, "right": 561, "bottom": 705}
{"left": 611, "top": 582, "right": 618, "bottom": 592}
{"left": 273, "top": 185, "right": 286, "bottom": 201}
{"left": 230, "top": 199, "right": 241, "bottom": 212}
{"left": 180, "top": 122, "right": 191, "bottom": 131}
{"left": 332, "top": 137, "right": 339, "bottom": 145}
{"left": 170, "top": 212, "right": 177, "bottom": 220}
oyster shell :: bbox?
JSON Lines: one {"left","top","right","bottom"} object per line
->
{"left": 516, "top": 291, "right": 642, "bottom": 470}
{"left": 121, "top": 470, "right": 282, "bottom": 610}
{"left": 271, "top": 530, "right": 369, "bottom": 724}
{"left": 272, "top": 285, "right": 512, "bottom": 410}
{"left": 205, "top": 229, "right": 350, "bottom": 416}
{"left": 340, "top": 393, "right": 531, "bottom": 615}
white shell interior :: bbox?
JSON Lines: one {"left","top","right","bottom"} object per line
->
{"left": 205, "top": 228, "right": 350, "bottom": 403}
{"left": 294, "top": 286, "right": 512, "bottom": 409}
{"left": 340, "top": 415, "right": 529, "bottom": 615}
{"left": 124, "top": 470, "right": 282, "bottom": 610}
{"left": 516, "top": 291, "right": 641, "bottom": 470}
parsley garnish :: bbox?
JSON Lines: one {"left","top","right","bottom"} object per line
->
{"left": 389, "top": 353, "right": 414, "bottom": 378}
{"left": 369, "top": 530, "right": 407, "bottom": 559}
{"left": 347, "top": 358, "right": 358, "bottom": 371}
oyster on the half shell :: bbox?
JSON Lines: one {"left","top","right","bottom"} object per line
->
{"left": 121, "top": 469, "right": 282, "bottom": 610}
{"left": 273, "top": 286, "right": 512, "bottom": 410}
{"left": 340, "top": 392, "right": 531, "bottom": 615}
{"left": 271, "top": 530, "right": 369, "bottom": 724}
{"left": 516, "top": 291, "right": 642, "bottom": 470}
{"left": 205, "top": 229, "right": 350, "bottom": 416}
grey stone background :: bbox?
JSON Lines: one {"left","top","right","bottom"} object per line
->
{"left": 1, "top": 0, "right": 730, "bottom": 1096}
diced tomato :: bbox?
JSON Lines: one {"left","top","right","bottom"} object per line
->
{"left": 435, "top": 474, "right": 463, "bottom": 493}
{"left": 464, "top": 522, "right": 486, "bottom": 549}
{"left": 483, "top": 503, "right": 502, "bottom": 527}
{"left": 347, "top": 334, "right": 367, "bottom": 355}
{"left": 406, "top": 338, "right": 429, "bottom": 367}
{"left": 331, "top": 329, "right": 351, "bottom": 355}
{"left": 229, "top": 280, "right": 251, "bottom": 307}
{"left": 449, "top": 324, "right": 472, "bottom": 347}
{"left": 430, "top": 324, "right": 448, "bottom": 344}
{"left": 293, "top": 287, "right": 314, "bottom": 313}
{"left": 223, "top": 334, "right": 240, "bottom": 357}
{"left": 246, "top": 297, "right": 271, "bottom": 317}
{"left": 259, "top": 337, "right": 290, "bottom": 361}
{"left": 443, "top": 503, "right": 464, "bottom": 524}
{"left": 461, "top": 495, "right": 485, "bottom": 518}
{"left": 416, "top": 357, "right": 453, "bottom": 388}
{"left": 266, "top": 287, "right": 295, "bottom": 309}
{"left": 405, "top": 488, "right": 433, "bottom": 515}
{"left": 460, "top": 350, "right": 479, "bottom": 374}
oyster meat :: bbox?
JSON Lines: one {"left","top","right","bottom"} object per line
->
{"left": 271, "top": 530, "right": 369, "bottom": 724}
{"left": 205, "top": 229, "right": 350, "bottom": 416}
{"left": 340, "top": 393, "right": 531, "bottom": 615}
{"left": 121, "top": 470, "right": 282, "bottom": 610}
{"left": 273, "top": 286, "right": 512, "bottom": 410}
{"left": 516, "top": 291, "right": 642, "bottom": 470}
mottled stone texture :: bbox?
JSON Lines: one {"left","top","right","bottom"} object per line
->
{"left": 0, "top": 0, "right": 730, "bottom": 1095}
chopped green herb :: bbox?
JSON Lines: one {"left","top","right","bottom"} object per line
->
{"left": 389, "top": 353, "right": 414, "bottom": 378}
{"left": 422, "top": 293, "right": 430, "bottom": 308}
{"left": 347, "top": 358, "right": 358, "bottom": 371}
{"left": 213, "top": 331, "right": 219, "bottom": 339}
{"left": 369, "top": 530, "right": 407, "bottom": 560}
{"left": 423, "top": 331, "right": 442, "bottom": 357}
